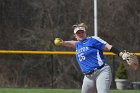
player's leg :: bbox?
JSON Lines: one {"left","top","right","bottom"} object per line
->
{"left": 96, "top": 65, "right": 112, "bottom": 93}
{"left": 81, "top": 74, "right": 95, "bottom": 93}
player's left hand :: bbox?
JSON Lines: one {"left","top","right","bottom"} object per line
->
{"left": 121, "top": 51, "right": 139, "bottom": 71}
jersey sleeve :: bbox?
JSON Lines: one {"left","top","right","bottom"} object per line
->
{"left": 90, "top": 36, "right": 107, "bottom": 50}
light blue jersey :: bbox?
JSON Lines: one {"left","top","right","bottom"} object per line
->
{"left": 75, "top": 36, "right": 107, "bottom": 74}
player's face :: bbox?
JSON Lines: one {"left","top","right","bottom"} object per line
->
{"left": 75, "top": 30, "right": 86, "bottom": 41}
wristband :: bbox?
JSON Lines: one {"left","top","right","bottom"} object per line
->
{"left": 110, "top": 47, "right": 121, "bottom": 56}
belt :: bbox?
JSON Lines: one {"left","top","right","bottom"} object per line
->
{"left": 84, "top": 64, "right": 105, "bottom": 75}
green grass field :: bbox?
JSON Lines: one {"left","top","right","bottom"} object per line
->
{"left": 0, "top": 88, "right": 139, "bottom": 93}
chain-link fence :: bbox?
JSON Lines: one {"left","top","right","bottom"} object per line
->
{"left": 0, "top": 50, "right": 139, "bottom": 89}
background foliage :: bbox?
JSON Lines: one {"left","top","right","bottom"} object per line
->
{"left": 115, "top": 62, "right": 128, "bottom": 79}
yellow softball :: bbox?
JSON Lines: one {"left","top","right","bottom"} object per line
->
{"left": 54, "top": 38, "right": 62, "bottom": 46}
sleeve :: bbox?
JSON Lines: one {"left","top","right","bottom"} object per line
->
{"left": 90, "top": 36, "right": 107, "bottom": 50}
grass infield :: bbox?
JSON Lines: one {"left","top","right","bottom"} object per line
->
{"left": 0, "top": 88, "right": 139, "bottom": 93}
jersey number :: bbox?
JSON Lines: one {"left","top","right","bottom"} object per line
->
{"left": 78, "top": 53, "right": 86, "bottom": 62}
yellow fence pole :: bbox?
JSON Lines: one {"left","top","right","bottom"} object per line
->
{"left": 0, "top": 50, "right": 75, "bottom": 55}
{"left": 0, "top": 50, "right": 139, "bottom": 56}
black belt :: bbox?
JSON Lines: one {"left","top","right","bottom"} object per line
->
{"left": 84, "top": 64, "right": 105, "bottom": 75}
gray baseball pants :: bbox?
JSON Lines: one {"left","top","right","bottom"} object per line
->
{"left": 81, "top": 64, "right": 112, "bottom": 93}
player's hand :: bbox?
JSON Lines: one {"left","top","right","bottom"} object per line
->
{"left": 121, "top": 51, "right": 139, "bottom": 70}
{"left": 121, "top": 51, "right": 130, "bottom": 60}
{"left": 54, "top": 38, "right": 63, "bottom": 46}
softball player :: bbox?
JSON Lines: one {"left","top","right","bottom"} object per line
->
{"left": 54, "top": 23, "right": 125, "bottom": 93}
